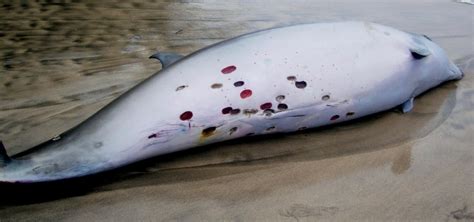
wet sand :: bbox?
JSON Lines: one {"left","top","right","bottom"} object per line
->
{"left": 0, "top": 0, "right": 473, "bottom": 221}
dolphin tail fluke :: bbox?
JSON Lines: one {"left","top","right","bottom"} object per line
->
{"left": 0, "top": 140, "right": 12, "bottom": 167}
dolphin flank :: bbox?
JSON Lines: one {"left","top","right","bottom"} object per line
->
{"left": 0, "top": 21, "right": 463, "bottom": 183}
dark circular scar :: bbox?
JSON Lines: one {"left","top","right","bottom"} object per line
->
{"left": 276, "top": 95, "right": 285, "bottom": 102}
{"left": 230, "top": 108, "right": 241, "bottom": 115}
{"left": 222, "top": 107, "right": 233, "bottom": 114}
{"left": 202, "top": 127, "right": 216, "bottom": 137}
{"left": 295, "top": 81, "right": 307, "bottom": 89}
{"left": 263, "top": 109, "right": 275, "bottom": 116}
{"left": 233, "top": 81, "right": 244, "bottom": 87}
{"left": 277, "top": 103, "right": 288, "bottom": 110}
{"left": 243, "top": 109, "right": 259, "bottom": 115}
{"left": 211, "top": 83, "right": 223, "bottom": 89}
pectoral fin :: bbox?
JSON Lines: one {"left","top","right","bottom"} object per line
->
{"left": 401, "top": 98, "right": 414, "bottom": 113}
{"left": 149, "top": 52, "right": 184, "bottom": 68}
{"left": 410, "top": 37, "right": 431, "bottom": 59}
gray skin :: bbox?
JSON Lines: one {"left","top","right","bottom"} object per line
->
{"left": 0, "top": 22, "right": 463, "bottom": 183}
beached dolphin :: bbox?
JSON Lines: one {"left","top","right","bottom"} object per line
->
{"left": 0, "top": 21, "right": 463, "bottom": 183}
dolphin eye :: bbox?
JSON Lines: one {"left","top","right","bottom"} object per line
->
{"left": 423, "top": 34, "right": 432, "bottom": 41}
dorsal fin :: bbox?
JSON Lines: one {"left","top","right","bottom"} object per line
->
{"left": 149, "top": 52, "right": 184, "bottom": 69}
{"left": 0, "top": 140, "right": 11, "bottom": 167}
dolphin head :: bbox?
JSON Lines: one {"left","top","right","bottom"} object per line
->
{"left": 407, "top": 34, "right": 463, "bottom": 96}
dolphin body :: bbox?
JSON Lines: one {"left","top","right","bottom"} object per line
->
{"left": 0, "top": 21, "right": 463, "bottom": 183}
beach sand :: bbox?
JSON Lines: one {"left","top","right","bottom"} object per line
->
{"left": 0, "top": 0, "right": 473, "bottom": 221}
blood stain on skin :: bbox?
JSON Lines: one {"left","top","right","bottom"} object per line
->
{"left": 180, "top": 111, "right": 193, "bottom": 121}
{"left": 240, "top": 89, "right": 252, "bottom": 99}
{"left": 330, "top": 115, "right": 340, "bottom": 121}
{"left": 221, "top": 65, "right": 236, "bottom": 74}
{"left": 222, "top": 107, "right": 233, "bottom": 114}
{"left": 260, "top": 102, "right": 272, "bottom": 110}
{"left": 295, "top": 81, "right": 307, "bottom": 89}
{"left": 234, "top": 81, "right": 244, "bottom": 87}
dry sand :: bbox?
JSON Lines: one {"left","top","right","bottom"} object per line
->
{"left": 0, "top": 0, "right": 473, "bottom": 221}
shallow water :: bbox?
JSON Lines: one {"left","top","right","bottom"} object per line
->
{"left": 0, "top": 0, "right": 473, "bottom": 221}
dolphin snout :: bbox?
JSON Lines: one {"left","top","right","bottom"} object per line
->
{"left": 449, "top": 62, "right": 464, "bottom": 80}
{"left": 455, "top": 68, "right": 464, "bottom": 80}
